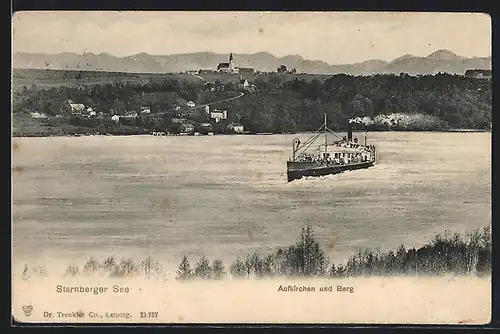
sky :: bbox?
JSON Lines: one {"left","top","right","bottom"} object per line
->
{"left": 12, "top": 11, "right": 491, "bottom": 64}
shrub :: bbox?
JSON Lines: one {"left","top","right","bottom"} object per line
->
{"left": 32, "top": 265, "right": 48, "bottom": 277}
{"left": 65, "top": 265, "right": 80, "bottom": 276}
{"left": 21, "top": 264, "right": 30, "bottom": 280}
{"left": 111, "top": 258, "right": 139, "bottom": 277}
{"left": 83, "top": 257, "right": 100, "bottom": 274}
{"left": 101, "top": 256, "right": 118, "bottom": 273}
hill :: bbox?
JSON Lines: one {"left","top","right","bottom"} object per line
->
{"left": 13, "top": 50, "right": 491, "bottom": 76}
{"left": 12, "top": 71, "right": 492, "bottom": 136}
{"left": 11, "top": 68, "right": 334, "bottom": 92}
{"left": 11, "top": 69, "right": 201, "bottom": 91}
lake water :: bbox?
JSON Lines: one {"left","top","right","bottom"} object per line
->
{"left": 12, "top": 132, "right": 491, "bottom": 274}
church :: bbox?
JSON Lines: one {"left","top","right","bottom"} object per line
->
{"left": 217, "top": 53, "right": 239, "bottom": 74}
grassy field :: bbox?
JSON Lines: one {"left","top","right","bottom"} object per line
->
{"left": 12, "top": 68, "right": 333, "bottom": 91}
{"left": 12, "top": 69, "right": 200, "bottom": 91}
{"left": 199, "top": 72, "right": 332, "bottom": 84}
{"left": 12, "top": 114, "right": 102, "bottom": 136}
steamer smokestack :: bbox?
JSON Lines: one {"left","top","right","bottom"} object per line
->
{"left": 347, "top": 121, "right": 353, "bottom": 141}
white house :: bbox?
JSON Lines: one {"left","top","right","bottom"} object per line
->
{"left": 210, "top": 110, "right": 228, "bottom": 123}
{"left": 69, "top": 102, "right": 85, "bottom": 115}
{"left": 238, "top": 79, "right": 250, "bottom": 89}
{"left": 30, "top": 112, "right": 48, "bottom": 119}
{"left": 227, "top": 123, "right": 244, "bottom": 134}
{"left": 121, "top": 111, "right": 138, "bottom": 119}
{"left": 238, "top": 78, "right": 257, "bottom": 92}
{"left": 86, "top": 107, "right": 96, "bottom": 117}
{"left": 179, "top": 123, "right": 195, "bottom": 134}
{"left": 140, "top": 106, "right": 151, "bottom": 114}
{"left": 172, "top": 117, "right": 187, "bottom": 124}
{"left": 111, "top": 115, "right": 120, "bottom": 122}
{"left": 186, "top": 101, "right": 196, "bottom": 108}
{"left": 205, "top": 105, "right": 210, "bottom": 114}
{"left": 204, "top": 81, "right": 216, "bottom": 92}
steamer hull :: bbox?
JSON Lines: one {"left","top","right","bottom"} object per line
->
{"left": 287, "top": 160, "right": 375, "bottom": 182}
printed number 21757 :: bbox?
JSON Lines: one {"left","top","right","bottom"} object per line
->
{"left": 140, "top": 312, "right": 158, "bottom": 318}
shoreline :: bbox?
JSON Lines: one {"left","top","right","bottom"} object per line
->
{"left": 11, "top": 128, "right": 492, "bottom": 138}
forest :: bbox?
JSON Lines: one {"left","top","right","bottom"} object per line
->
{"left": 12, "top": 72, "right": 492, "bottom": 135}
{"left": 21, "top": 224, "right": 491, "bottom": 280}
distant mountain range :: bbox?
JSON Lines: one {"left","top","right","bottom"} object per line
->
{"left": 12, "top": 49, "right": 491, "bottom": 76}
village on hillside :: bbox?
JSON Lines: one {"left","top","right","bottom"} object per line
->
{"left": 19, "top": 53, "right": 297, "bottom": 136}
{"left": 13, "top": 52, "right": 492, "bottom": 137}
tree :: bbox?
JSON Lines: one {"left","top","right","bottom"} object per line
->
{"left": 141, "top": 256, "right": 162, "bottom": 279}
{"left": 194, "top": 256, "right": 212, "bottom": 279}
{"left": 272, "top": 249, "right": 288, "bottom": 276}
{"left": 245, "top": 252, "right": 264, "bottom": 278}
{"left": 395, "top": 245, "right": 407, "bottom": 273}
{"left": 284, "top": 225, "right": 328, "bottom": 277}
{"left": 112, "top": 258, "right": 139, "bottom": 277}
{"left": 268, "top": 73, "right": 282, "bottom": 87}
{"left": 262, "top": 254, "right": 275, "bottom": 277}
{"left": 329, "top": 263, "right": 338, "bottom": 277}
{"left": 254, "top": 77, "right": 269, "bottom": 90}
{"left": 167, "top": 122, "right": 181, "bottom": 134}
{"left": 272, "top": 103, "right": 292, "bottom": 134}
{"left": 211, "top": 260, "right": 226, "bottom": 280}
{"left": 197, "top": 123, "right": 212, "bottom": 135}
{"left": 277, "top": 65, "right": 287, "bottom": 73}
{"left": 176, "top": 256, "right": 193, "bottom": 280}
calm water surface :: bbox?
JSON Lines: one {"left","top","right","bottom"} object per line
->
{"left": 12, "top": 132, "right": 491, "bottom": 272}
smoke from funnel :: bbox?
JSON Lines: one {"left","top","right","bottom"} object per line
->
{"left": 349, "top": 116, "right": 373, "bottom": 126}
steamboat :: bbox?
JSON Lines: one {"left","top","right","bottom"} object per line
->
{"left": 286, "top": 114, "right": 376, "bottom": 182}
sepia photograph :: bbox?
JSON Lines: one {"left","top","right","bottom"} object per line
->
{"left": 11, "top": 11, "right": 491, "bottom": 324}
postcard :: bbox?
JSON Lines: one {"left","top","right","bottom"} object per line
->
{"left": 12, "top": 11, "right": 491, "bottom": 324}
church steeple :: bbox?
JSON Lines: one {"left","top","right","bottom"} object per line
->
{"left": 228, "top": 53, "right": 234, "bottom": 71}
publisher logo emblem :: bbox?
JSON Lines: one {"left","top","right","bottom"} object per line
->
{"left": 22, "top": 305, "right": 33, "bottom": 317}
